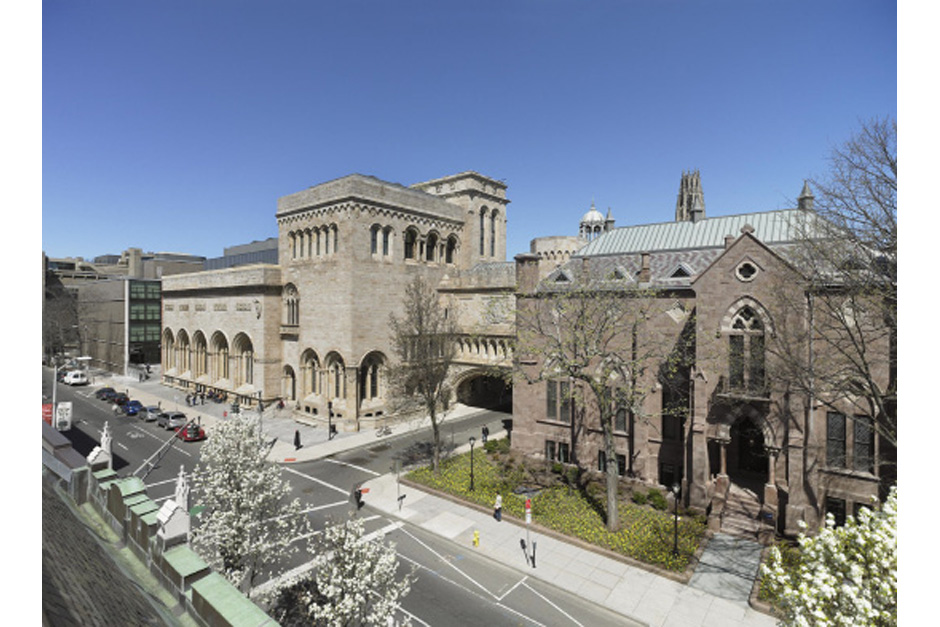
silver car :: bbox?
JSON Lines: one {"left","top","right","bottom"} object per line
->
{"left": 157, "top": 411, "right": 187, "bottom": 430}
{"left": 142, "top": 406, "right": 161, "bottom": 422}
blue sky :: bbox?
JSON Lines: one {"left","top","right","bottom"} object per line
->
{"left": 42, "top": 1, "right": 897, "bottom": 261}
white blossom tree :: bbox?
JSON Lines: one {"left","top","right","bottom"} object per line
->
{"left": 190, "top": 415, "right": 311, "bottom": 594}
{"left": 761, "top": 487, "right": 896, "bottom": 627}
{"left": 271, "top": 515, "right": 413, "bottom": 626}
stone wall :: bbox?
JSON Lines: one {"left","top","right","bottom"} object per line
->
{"left": 41, "top": 427, "right": 279, "bottom": 627}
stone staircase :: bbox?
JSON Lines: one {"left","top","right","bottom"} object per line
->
{"left": 720, "top": 483, "right": 762, "bottom": 540}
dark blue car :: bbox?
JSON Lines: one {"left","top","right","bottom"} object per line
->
{"left": 123, "top": 400, "right": 144, "bottom": 416}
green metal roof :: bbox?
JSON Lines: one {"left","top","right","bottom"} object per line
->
{"left": 191, "top": 572, "right": 277, "bottom": 626}
{"left": 163, "top": 545, "right": 210, "bottom": 578}
{"left": 577, "top": 209, "right": 818, "bottom": 256}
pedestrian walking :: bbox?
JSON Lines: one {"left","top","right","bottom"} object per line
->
{"left": 482, "top": 425, "right": 489, "bottom": 443}
{"left": 294, "top": 429, "right": 301, "bottom": 450}
{"left": 494, "top": 493, "right": 502, "bottom": 521}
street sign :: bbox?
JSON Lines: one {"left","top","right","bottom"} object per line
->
{"left": 55, "top": 402, "right": 73, "bottom": 431}
{"left": 525, "top": 498, "right": 532, "bottom": 525}
{"left": 42, "top": 403, "right": 53, "bottom": 426}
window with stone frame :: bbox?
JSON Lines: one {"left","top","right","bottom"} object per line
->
{"left": 597, "top": 450, "right": 626, "bottom": 475}
{"left": 404, "top": 228, "right": 418, "bottom": 260}
{"left": 615, "top": 407, "right": 628, "bottom": 433}
{"left": 382, "top": 227, "right": 392, "bottom": 256}
{"left": 370, "top": 225, "right": 381, "bottom": 255}
{"left": 826, "top": 411, "right": 847, "bottom": 468}
{"left": 728, "top": 305, "right": 765, "bottom": 393}
{"left": 545, "top": 379, "right": 572, "bottom": 422}
{"left": 825, "top": 496, "right": 847, "bottom": 527}
{"left": 853, "top": 415, "right": 875, "bottom": 473}
{"left": 545, "top": 440, "right": 556, "bottom": 462}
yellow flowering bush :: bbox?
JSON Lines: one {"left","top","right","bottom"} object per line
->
{"left": 407, "top": 449, "right": 705, "bottom": 571}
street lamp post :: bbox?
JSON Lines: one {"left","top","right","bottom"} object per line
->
{"left": 469, "top": 436, "right": 476, "bottom": 492}
{"left": 672, "top": 483, "right": 681, "bottom": 557}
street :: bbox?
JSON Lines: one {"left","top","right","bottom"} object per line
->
{"left": 43, "top": 368, "right": 640, "bottom": 627}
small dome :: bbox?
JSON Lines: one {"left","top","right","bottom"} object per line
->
{"left": 580, "top": 202, "right": 605, "bottom": 224}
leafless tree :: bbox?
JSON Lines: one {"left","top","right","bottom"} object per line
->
{"left": 772, "top": 118, "right": 897, "bottom": 452}
{"left": 514, "top": 263, "right": 667, "bottom": 531}
{"left": 388, "top": 276, "right": 458, "bottom": 474}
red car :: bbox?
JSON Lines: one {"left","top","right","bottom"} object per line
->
{"left": 176, "top": 422, "right": 206, "bottom": 442}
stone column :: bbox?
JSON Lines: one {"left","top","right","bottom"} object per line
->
{"left": 764, "top": 446, "right": 780, "bottom": 508}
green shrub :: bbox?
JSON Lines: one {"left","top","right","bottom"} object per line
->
{"left": 631, "top": 491, "right": 648, "bottom": 505}
{"left": 647, "top": 488, "right": 668, "bottom": 511}
{"left": 551, "top": 462, "right": 564, "bottom": 474}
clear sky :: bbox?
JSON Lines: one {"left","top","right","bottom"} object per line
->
{"left": 42, "top": 0, "right": 897, "bottom": 262}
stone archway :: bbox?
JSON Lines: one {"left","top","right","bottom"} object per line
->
{"left": 728, "top": 415, "right": 769, "bottom": 492}
{"left": 454, "top": 368, "right": 512, "bottom": 411}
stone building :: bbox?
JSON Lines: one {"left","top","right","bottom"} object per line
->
{"left": 512, "top": 172, "right": 894, "bottom": 537}
{"left": 160, "top": 172, "right": 513, "bottom": 429}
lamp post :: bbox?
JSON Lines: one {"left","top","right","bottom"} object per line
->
{"left": 672, "top": 483, "right": 681, "bottom": 557}
{"left": 469, "top": 436, "right": 476, "bottom": 492}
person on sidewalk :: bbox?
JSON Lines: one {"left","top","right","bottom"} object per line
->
{"left": 482, "top": 424, "right": 489, "bottom": 443}
{"left": 294, "top": 429, "right": 301, "bottom": 450}
{"left": 494, "top": 493, "right": 502, "bottom": 521}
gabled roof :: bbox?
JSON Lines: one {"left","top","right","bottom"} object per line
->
{"left": 577, "top": 209, "right": 819, "bottom": 257}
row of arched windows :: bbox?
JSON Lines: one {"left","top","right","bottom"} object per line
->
{"left": 456, "top": 336, "right": 512, "bottom": 361}
{"left": 162, "top": 328, "right": 255, "bottom": 388}
{"left": 281, "top": 349, "right": 387, "bottom": 404}
{"left": 288, "top": 225, "right": 338, "bottom": 260}
{"left": 401, "top": 226, "right": 459, "bottom": 264}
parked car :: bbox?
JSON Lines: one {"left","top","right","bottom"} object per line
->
{"left": 63, "top": 371, "right": 88, "bottom": 386}
{"left": 176, "top": 422, "right": 206, "bottom": 442}
{"left": 111, "top": 393, "right": 129, "bottom": 406}
{"left": 123, "top": 400, "right": 144, "bottom": 416}
{"left": 142, "top": 406, "right": 161, "bottom": 422}
{"left": 95, "top": 387, "right": 116, "bottom": 400}
{"left": 157, "top": 411, "right": 187, "bottom": 430}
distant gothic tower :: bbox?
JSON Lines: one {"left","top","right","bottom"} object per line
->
{"left": 579, "top": 201, "right": 615, "bottom": 240}
{"left": 675, "top": 170, "right": 706, "bottom": 223}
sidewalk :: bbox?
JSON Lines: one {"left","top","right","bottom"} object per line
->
{"left": 89, "top": 368, "right": 493, "bottom": 465}
{"left": 361, "top": 472, "right": 776, "bottom": 627}
{"left": 97, "top": 369, "right": 776, "bottom": 627}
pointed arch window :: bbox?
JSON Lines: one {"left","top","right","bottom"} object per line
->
{"left": 728, "top": 306, "right": 765, "bottom": 393}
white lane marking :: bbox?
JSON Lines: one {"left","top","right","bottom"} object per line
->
{"left": 497, "top": 575, "right": 528, "bottom": 601}
{"left": 325, "top": 457, "right": 380, "bottom": 477}
{"left": 283, "top": 466, "right": 350, "bottom": 496}
{"left": 398, "top": 526, "right": 495, "bottom": 599}
{"left": 394, "top": 550, "right": 547, "bottom": 627}
{"left": 521, "top": 580, "right": 585, "bottom": 627}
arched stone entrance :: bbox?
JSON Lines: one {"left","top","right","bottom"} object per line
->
{"left": 454, "top": 369, "right": 512, "bottom": 411}
{"left": 728, "top": 416, "right": 769, "bottom": 492}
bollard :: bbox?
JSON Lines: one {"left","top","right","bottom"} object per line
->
{"left": 473, "top": 530, "right": 480, "bottom": 547}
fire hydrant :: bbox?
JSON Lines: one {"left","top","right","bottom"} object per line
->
{"left": 473, "top": 530, "right": 480, "bottom": 547}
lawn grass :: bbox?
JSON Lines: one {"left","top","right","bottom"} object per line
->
{"left": 406, "top": 447, "right": 706, "bottom": 572}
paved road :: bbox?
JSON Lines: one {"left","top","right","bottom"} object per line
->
{"left": 44, "top": 369, "right": 640, "bottom": 627}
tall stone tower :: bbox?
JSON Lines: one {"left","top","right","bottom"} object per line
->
{"left": 675, "top": 170, "right": 706, "bottom": 223}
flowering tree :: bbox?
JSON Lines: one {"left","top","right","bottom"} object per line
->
{"left": 190, "top": 415, "right": 311, "bottom": 594}
{"left": 271, "top": 515, "right": 413, "bottom": 626}
{"left": 761, "top": 487, "right": 896, "bottom": 627}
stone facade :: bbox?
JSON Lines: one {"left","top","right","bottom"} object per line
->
{"left": 161, "top": 171, "right": 512, "bottom": 429}
{"left": 511, "top": 173, "right": 894, "bottom": 537}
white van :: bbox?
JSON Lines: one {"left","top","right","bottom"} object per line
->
{"left": 63, "top": 371, "right": 88, "bottom": 386}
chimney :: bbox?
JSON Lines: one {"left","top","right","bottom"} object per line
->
{"left": 638, "top": 252, "right": 651, "bottom": 282}
{"left": 127, "top": 248, "right": 143, "bottom": 279}
{"left": 515, "top": 253, "right": 542, "bottom": 294}
{"left": 725, "top": 235, "right": 735, "bottom": 249}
